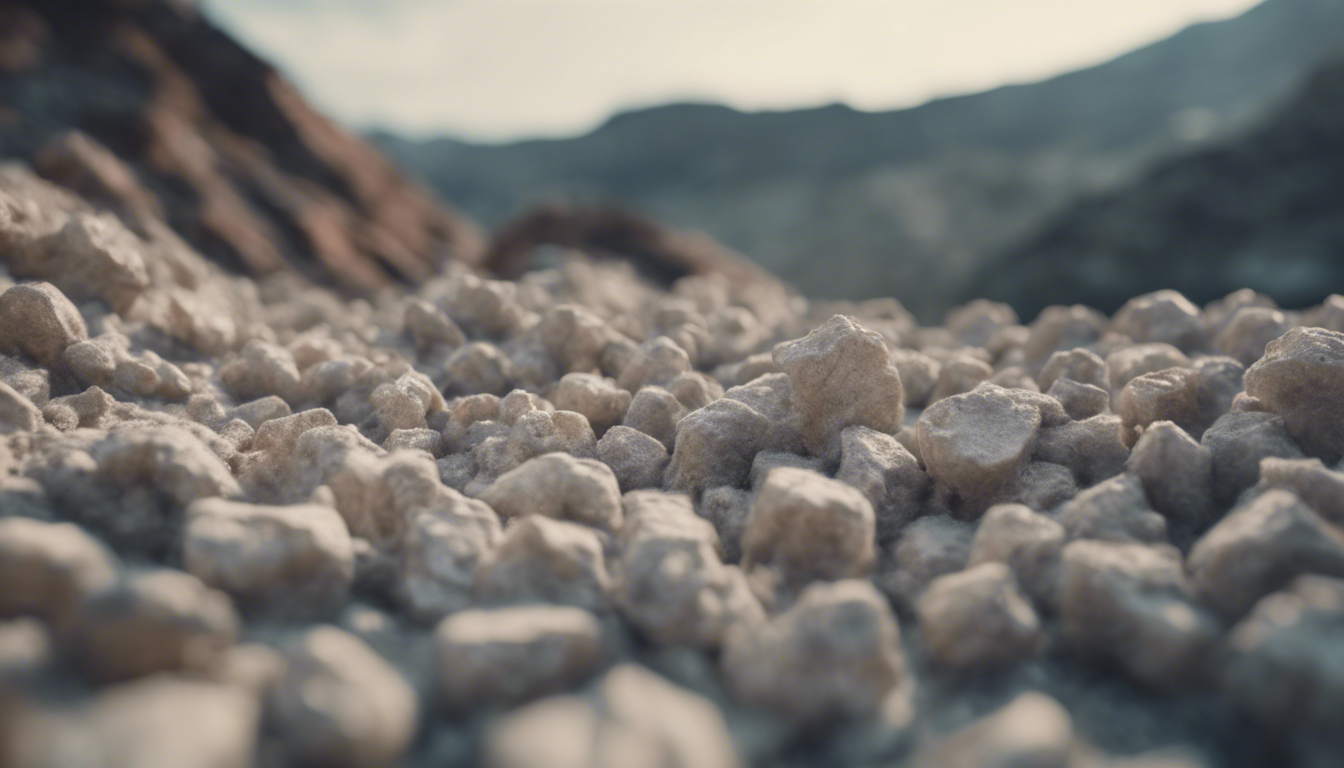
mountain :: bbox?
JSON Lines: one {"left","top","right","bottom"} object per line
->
{"left": 0, "top": 0, "right": 483, "bottom": 292}
{"left": 970, "top": 57, "right": 1344, "bottom": 319}
{"left": 375, "top": 0, "right": 1344, "bottom": 320}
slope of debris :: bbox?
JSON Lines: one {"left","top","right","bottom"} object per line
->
{"left": 0, "top": 0, "right": 483, "bottom": 291}
{"left": 1, "top": 166, "right": 1344, "bottom": 768}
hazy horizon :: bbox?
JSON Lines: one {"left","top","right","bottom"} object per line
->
{"left": 204, "top": 0, "right": 1264, "bottom": 143}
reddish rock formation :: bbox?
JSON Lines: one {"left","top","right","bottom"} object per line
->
{"left": 0, "top": 0, "right": 484, "bottom": 292}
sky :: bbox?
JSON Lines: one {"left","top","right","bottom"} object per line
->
{"left": 204, "top": 0, "right": 1265, "bottom": 142}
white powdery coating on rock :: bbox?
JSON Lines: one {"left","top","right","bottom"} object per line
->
{"left": 741, "top": 466, "right": 876, "bottom": 583}
{"left": 917, "top": 383, "right": 1042, "bottom": 512}
{"left": 773, "top": 314, "right": 904, "bottom": 463}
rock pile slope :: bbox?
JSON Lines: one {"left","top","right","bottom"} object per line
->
{"left": 1, "top": 164, "right": 1344, "bottom": 767}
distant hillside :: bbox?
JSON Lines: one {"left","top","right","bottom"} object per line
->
{"left": 970, "top": 57, "right": 1344, "bottom": 318}
{"left": 376, "top": 0, "right": 1344, "bottom": 320}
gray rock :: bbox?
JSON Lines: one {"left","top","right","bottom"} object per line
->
{"left": 1243, "top": 326, "right": 1344, "bottom": 461}
{"left": 474, "top": 516, "right": 611, "bottom": 612}
{"left": 917, "top": 383, "right": 1043, "bottom": 513}
{"left": 1201, "top": 412, "right": 1305, "bottom": 505}
{"left": 836, "top": 425, "right": 929, "bottom": 544}
{"left": 742, "top": 467, "right": 876, "bottom": 583}
{"left": 1127, "top": 421, "right": 1214, "bottom": 540}
{"left": 1058, "top": 474, "right": 1167, "bottom": 545}
{"left": 0, "top": 282, "right": 87, "bottom": 368}
{"left": 480, "top": 453, "right": 622, "bottom": 532}
{"left": 1188, "top": 489, "right": 1344, "bottom": 618}
{"left": 271, "top": 626, "right": 418, "bottom": 768}
{"left": 595, "top": 425, "right": 669, "bottom": 492}
{"left": 917, "top": 562, "right": 1040, "bottom": 670}
{"left": 968, "top": 503, "right": 1065, "bottom": 605}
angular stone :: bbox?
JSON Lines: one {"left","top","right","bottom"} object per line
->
{"left": 1033, "top": 414, "right": 1131, "bottom": 487}
{"left": 917, "top": 563, "right": 1040, "bottom": 670}
{"left": 773, "top": 314, "right": 904, "bottom": 463}
{"left": 968, "top": 503, "right": 1066, "bottom": 604}
{"left": 1046, "top": 377, "right": 1110, "bottom": 421}
{"left": 836, "top": 425, "right": 928, "bottom": 544}
{"left": 1060, "top": 540, "right": 1219, "bottom": 687}
{"left": 1115, "top": 367, "right": 1201, "bottom": 445}
{"left": 435, "top": 605, "right": 605, "bottom": 710}
{"left": 1188, "top": 489, "right": 1344, "bottom": 618}
{"left": 917, "top": 383, "right": 1042, "bottom": 512}
{"left": 182, "top": 498, "right": 355, "bottom": 611}
{"left": 0, "top": 517, "right": 118, "bottom": 636}
{"left": 474, "top": 516, "right": 611, "bottom": 612}
{"left": 741, "top": 467, "right": 876, "bottom": 583}
{"left": 0, "top": 282, "right": 87, "bottom": 368}
{"left": 480, "top": 453, "right": 622, "bottom": 531}
{"left": 1201, "top": 412, "right": 1305, "bottom": 505}
{"left": 1110, "top": 290, "right": 1203, "bottom": 350}
{"left": 722, "top": 579, "right": 906, "bottom": 723}
{"left": 1214, "top": 306, "right": 1291, "bottom": 367}
{"left": 1127, "top": 421, "right": 1214, "bottom": 540}
{"left": 622, "top": 385, "right": 685, "bottom": 449}
{"left": 595, "top": 425, "right": 669, "bottom": 492}
{"left": 1244, "top": 326, "right": 1344, "bottom": 461}
{"left": 553, "top": 373, "right": 631, "bottom": 436}
{"left": 1259, "top": 457, "right": 1344, "bottom": 526}
{"left": 1106, "top": 344, "right": 1191, "bottom": 392}
{"left": 1058, "top": 474, "right": 1167, "bottom": 544}
{"left": 271, "top": 626, "right": 418, "bottom": 768}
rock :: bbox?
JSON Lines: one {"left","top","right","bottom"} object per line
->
{"left": 1188, "top": 489, "right": 1344, "bottom": 618}
{"left": 1214, "top": 306, "right": 1291, "bottom": 366}
{"left": 69, "top": 569, "right": 237, "bottom": 684}
{"left": 618, "top": 492, "right": 763, "bottom": 647}
{"left": 741, "top": 467, "right": 876, "bottom": 583}
{"left": 1007, "top": 461, "right": 1078, "bottom": 511}
{"left": 480, "top": 453, "right": 623, "bottom": 531}
{"left": 0, "top": 282, "right": 87, "bottom": 368}
{"left": 595, "top": 425, "right": 669, "bottom": 492}
{"left": 1038, "top": 347, "right": 1109, "bottom": 392}
{"left": 443, "top": 342, "right": 512, "bottom": 397}
{"left": 621, "top": 385, "right": 685, "bottom": 449}
{"left": 369, "top": 372, "right": 442, "bottom": 434}
{"left": 697, "top": 486, "right": 753, "bottom": 563}
{"left": 1033, "top": 414, "right": 1131, "bottom": 486}
{"left": 917, "top": 383, "right": 1042, "bottom": 513}
{"left": 229, "top": 396, "right": 292, "bottom": 431}
{"left": 1060, "top": 540, "right": 1219, "bottom": 687}
{"left": 182, "top": 498, "right": 355, "bottom": 612}
{"left": 1110, "top": 290, "right": 1203, "bottom": 350}
{"left": 1243, "top": 326, "right": 1344, "bottom": 461}
{"left": 1106, "top": 344, "right": 1192, "bottom": 394}
{"left": 434, "top": 605, "right": 606, "bottom": 710}
{"left": 554, "top": 373, "right": 631, "bottom": 436}
{"left": 617, "top": 336, "right": 692, "bottom": 392}
{"left": 1222, "top": 575, "right": 1344, "bottom": 731}
{"left": 383, "top": 427, "right": 442, "bottom": 455}
{"left": 42, "top": 677, "right": 258, "bottom": 768}
{"left": 748, "top": 450, "right": 824, "bottom": 491}
{"left": 1200, "top": 412, "right": 1305, "bottom": 505}
{"left": 835, "top": 425, "right": 929, "bottom": 544}
{"left": 722, "top": 579, "right": 907, "bottom": 723}
{"left": 1046, "top": 377, "right": 1110, "bottom": 421}
{"left": 774, "top": 315, "right": 904, "bottom": 462}
{"left": 218, "top": 339, "right": 303, "bottom": 403}
{"left": 665, "top": 398, "right": 772, "bottom": 494}
{"left": 1259, "top": 457, "right": 1344, "bottom": 526}
{"left": 890, "top": 348, "right": 940, "bottom": 407}
{"left": 0, "top": 618, "right": 50, "bottom": 683}
{"left": 271, "top": 626, "right": 418, "bottom": 768}
{"left": 404, "top": 299, "right": 465, "bottom": 351}
{"left": 1127, "top": 422, "right": 1214, "bottom": 540}
{"left": 1058, "top": 474, "right": 1167, "bottom": 544}
{"left": 482, "top": 664, "right": 742, "bottom": 768}
{"left": 0, "top": 381, "right": 41, "bottom": 434}
{"left": 1022, "top": 305, "right": 1108, "bottom": 375}
{"left": 1194, "top": 356, "right": 1245, "bottom": 434}
{"left": 968, "top": 503, "right": 1066, "bottom": 604}
{"left": 917, "top": 563, "right": 1041, "bottom": 670}
{"left": 912, "top": 692, "right": 1074, "bottom": 768}
{"left": 396, "top": 505, "right": 502, "bottom": 623}
{"left": 1115, "top": 368, "right": 1201, "bottom": 445}
{"left": 0, "top": 517, "right": 118, "bottom": 636}
{"left": 474, "top": 516, "right": 612, "bottom": 612}
{"left": 929, "top": 355, "right": 993, "bottom": 404}
{"left": 886, "top": 514, "right": 975, "bottom": 606}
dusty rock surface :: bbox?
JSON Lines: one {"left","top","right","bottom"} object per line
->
{"left": 1, "top": 162, "right": 1343, "bottom": 767}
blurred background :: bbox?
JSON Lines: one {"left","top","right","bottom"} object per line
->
{"left": 6, "top": 0, "right": 1344, "bottom": 322}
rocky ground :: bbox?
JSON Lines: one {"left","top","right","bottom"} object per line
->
{"left": 1, "top": 162, "right": 1343, "bottom": 768}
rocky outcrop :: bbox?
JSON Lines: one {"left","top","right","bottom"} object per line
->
{"left": 0, "top": 0, "right": 484, "bottom": 291}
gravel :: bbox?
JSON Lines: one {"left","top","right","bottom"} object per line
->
{"left": 4, "top": 166, "right": 1344, "bottom": 766}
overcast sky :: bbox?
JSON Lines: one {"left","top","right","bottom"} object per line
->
{"left": 204, "top": 0, "right": 1263, "bottom": 142}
